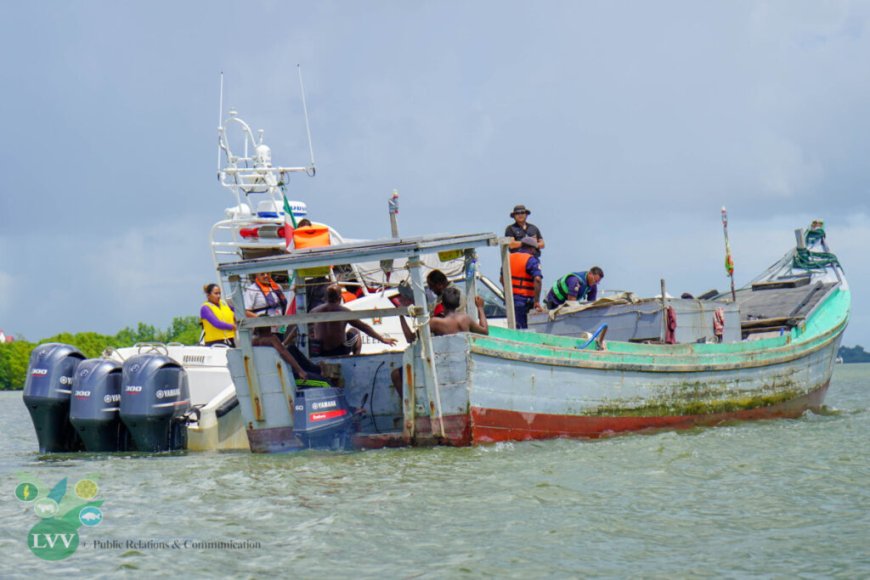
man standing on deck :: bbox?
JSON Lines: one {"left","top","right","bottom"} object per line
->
{"left": 310, "top": 284, "right": 398, "bottom": 356}
{"left": 508, "top": 237, "right": 543, "bottom": 329}
{"left": 545, "top": 267, "right": 604, "bottom": 310}
{"left": 505, "top": 204, "right": 544, "bottom": 257}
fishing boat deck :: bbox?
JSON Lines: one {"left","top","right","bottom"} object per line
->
{"left": 732, "top": 280, "right": 837, "bottom": 333}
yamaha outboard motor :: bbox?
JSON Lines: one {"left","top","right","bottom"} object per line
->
{"left": 293, "top": 386, "right": 353, "bottom": 450}
{"left": 119, "top": 354, "right": 190, "bottom": 452}
{"left": 22, "top": 343, "right": 85, "bottom": 453}
{"left": 69, "top": 359, "right": 132, "bottom": 452}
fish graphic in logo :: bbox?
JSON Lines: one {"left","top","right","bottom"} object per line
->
{"left": 78, "top": 507, "right": 103, "bottom": 527}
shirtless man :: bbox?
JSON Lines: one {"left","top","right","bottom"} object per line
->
{"left": 310, "top": 284, "right": 398, "bottom": 356}
{"left": 399, "top": 286, "right": 489, "bottom": 340}
{"left": 393, "top": 286, "right": 488, "bottom": 396}
{"left": 430, "top": 287, "right": 489, "bottom": 336}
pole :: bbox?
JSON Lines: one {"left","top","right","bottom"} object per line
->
{"left": 217, "top": 72, "right": 224, "bottom": 177}
{"left": 721, "top": 206, "right": 736, "bottom": 302}
{"left": 297, "top": 65, "right": 316, "bottom": 174}
{"left": 660, "top": 278, "right": 667, "bottom": 343}
{"left": 500, "top": 238, "right": 517, "bottom": 330}
{"left": 388, "top": 190, "right": 399, "bottom": 238}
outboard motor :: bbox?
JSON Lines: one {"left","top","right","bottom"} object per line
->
{"left": 293, "top": 386, "right": 353, "bottom": 450}
{"left": 119, "top": 354, "right": 190, "bottom": 452}
{"left": 22, "top": 343, "right": 85, "bottom": 453}
{"left": 69, "top": 359, "right": 132, "bottom": 452}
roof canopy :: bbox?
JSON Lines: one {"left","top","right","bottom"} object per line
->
{"left": 217, "top": 232, "right": 499, "bottom": 278}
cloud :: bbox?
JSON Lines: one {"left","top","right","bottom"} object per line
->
{"left": 0, "top": 269, "right": 14, "bottom": 322}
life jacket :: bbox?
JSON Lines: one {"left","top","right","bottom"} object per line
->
{"left": 510, "top": 253, "right": 536, "bottom": 297}
{"left": 341, "top": 290, "right": 357, "bottom": 303}
{"left": 201, "top": 300, "right": 235, "bottom": 343}
{"left": 552, "top": 272, "right": 588, "bottom": 303}
{"left": 293, "top": 225, "right": 331, "bottom": 249}
{"left": 251, "top": 278, "right": 288, "bottom": 315}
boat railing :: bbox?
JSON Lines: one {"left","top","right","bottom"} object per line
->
{"left": 218, "top": 232, "right": 499, "bottom": 440}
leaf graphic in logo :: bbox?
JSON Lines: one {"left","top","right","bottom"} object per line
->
{"left": 47, "top": 478, "right": 68, "bottom": 504}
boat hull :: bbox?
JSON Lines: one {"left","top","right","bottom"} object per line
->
{"left": 468, "top": 381, "right": 829, "bottom": 443}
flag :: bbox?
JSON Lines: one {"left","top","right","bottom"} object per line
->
{"left": 282, "top": 193, "right": 298, "bottom": 248}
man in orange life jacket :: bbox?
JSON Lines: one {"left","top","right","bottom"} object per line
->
{"left": 509, "top": 236, "right": 543, "bottom": 329}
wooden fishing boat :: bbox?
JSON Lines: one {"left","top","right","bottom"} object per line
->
{"left": 220, "top": 226, "right": 848, "bottom": 451}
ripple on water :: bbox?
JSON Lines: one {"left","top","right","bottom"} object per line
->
{"left": 1, "top": 365, "right": 869, "bottom": 576}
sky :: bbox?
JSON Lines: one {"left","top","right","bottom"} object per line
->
{"left": 1, "top": 1, "right": 869, "bottom": 346}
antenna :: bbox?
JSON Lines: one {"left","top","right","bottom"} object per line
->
{"left": 217, "top": 72, "right": 224, "bottom": 177}
{"left": 297, "top": 64, "right": 316, "bottom": 174}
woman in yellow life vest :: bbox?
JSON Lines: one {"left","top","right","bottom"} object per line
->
{"left": 200, "top": 283, "right": 237, "bottom": 347}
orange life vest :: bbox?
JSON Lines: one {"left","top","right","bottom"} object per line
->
{"left": 510, "top": 253, "right": 536, "bottom": 297}
{"left": 293, "top": 225, "right": 331, "bottom": 249}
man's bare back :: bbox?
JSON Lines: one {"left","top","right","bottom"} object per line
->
{"left": 311, "top": 285, "right": 398, "bottom": 355}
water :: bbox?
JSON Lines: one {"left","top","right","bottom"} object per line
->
{"left": 2, "top": 365, "right": 868, "bottom": 578}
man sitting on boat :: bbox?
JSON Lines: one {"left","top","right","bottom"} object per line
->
{"left": 310, "top": 284, "right": 398, "bottom": 356}
{"left": 545, "top": 267, "right": 604, "bottom": 310}
{"left": 243, "top": 272, "right": 323, "bottom": 383}
{"left": 508, "top": 237, "right": 543, "bottom": 329}
{"left": 393, "top": 287, "right": 488, "bottom": 396}
{"left": 426, "top": 269, "right": 464, "bottom": 317}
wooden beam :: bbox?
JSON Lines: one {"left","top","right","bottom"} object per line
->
{"left": 238, "top": 307, "right": 409, "bottom": 329}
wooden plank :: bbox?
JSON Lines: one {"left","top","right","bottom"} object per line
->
{"left": 228, "top": 275, "right": 264, "bottom": 422}
{"left": 217, "top": 232, "right": 499, "bottom": 278}
{"left": 238, "top": 307, "right": 409, "bottom": 329}
{"left": 751, "top": 277, "right": 810, "bottom": 290}
{"left": 500, "top": 238, "right": 516, "bottom": 330}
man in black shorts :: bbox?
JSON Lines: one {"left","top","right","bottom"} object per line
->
{"left": 309, "top": 284, "right": 398, "bottom": 356}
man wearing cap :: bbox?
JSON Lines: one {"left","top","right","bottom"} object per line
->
{"left": 505, "top": 204, "right": 544, "bottom": 257}
{"left": 545, "top": 267, "right": 604, "bottom": 310}
{"left": 508, "top": 237, "right": 544, "bottom": 329}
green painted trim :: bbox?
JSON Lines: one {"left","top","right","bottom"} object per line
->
{"left": 470, "top": 287, "right": 850, "bottom": 372}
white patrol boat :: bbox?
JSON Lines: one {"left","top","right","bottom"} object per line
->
{"left": 22, "top": 78, "right": 507, "bottom": 454}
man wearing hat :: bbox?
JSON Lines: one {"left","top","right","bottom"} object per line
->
{"left": 507, "top": 236, "right": 544, "bottom": 329}
{"left": 505, "top": 204, "right": 544, "bottom": 257}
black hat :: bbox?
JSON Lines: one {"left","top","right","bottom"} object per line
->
{"left": 510, "top": 204, "right": 531, "bottom": 218}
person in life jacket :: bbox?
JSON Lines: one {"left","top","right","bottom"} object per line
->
{"left": 242, "top": 272, "right": 325, "bottom": 384}
{"left": 544, "top": 267, "right": 604, "bottom": 310}
{"left": 244, "top": 272, "right": 288, "bottom": 319}
{"left": 508, "top": 236, "right": 544, "bottom": 329}
{"left": 200, "top": 283, "right": 237, "bottom": 347}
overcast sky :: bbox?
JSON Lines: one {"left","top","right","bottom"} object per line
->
{"left": 1, "top": 1, "right": 868, "bottom": 347}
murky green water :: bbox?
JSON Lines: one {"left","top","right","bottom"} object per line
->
{"left": 2, "top": 365, "right": 868, "bottom": 578}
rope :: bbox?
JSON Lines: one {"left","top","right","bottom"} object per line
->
{"left": 792, "top": 247, "right": 841, "bottom": 271}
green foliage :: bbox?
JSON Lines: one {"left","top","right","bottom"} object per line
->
{"left": 838, "top": 345, "right": 870, "bottom": 363}
{"left": 0, "top": 341, "right": 35, "bottom": 392}
{"left": 0, "top": 316, "right": 205, "bottom": 390}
